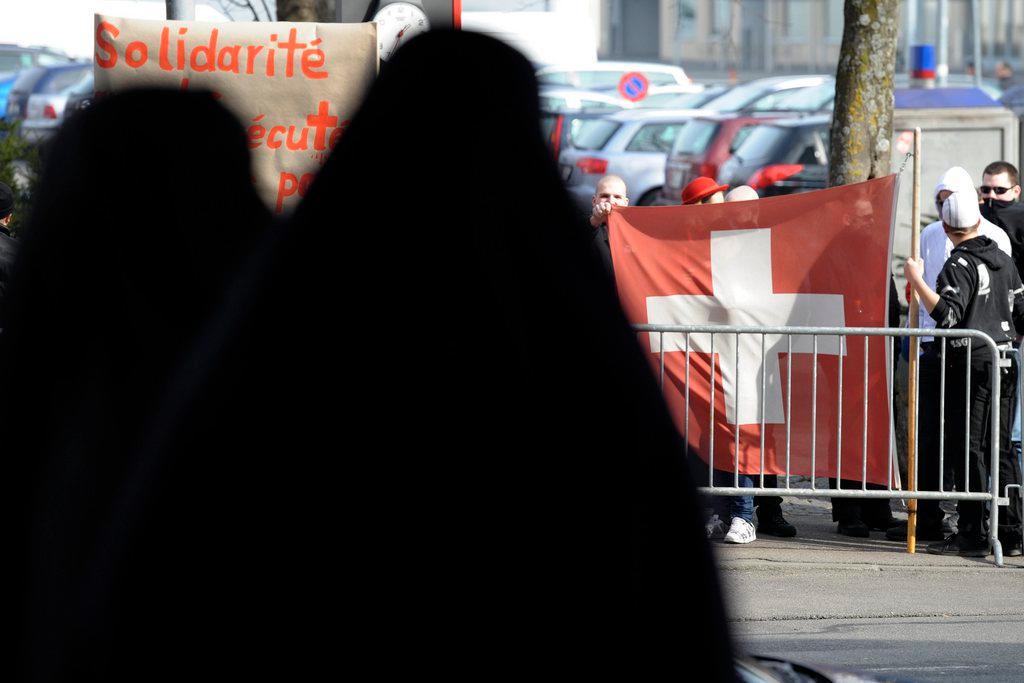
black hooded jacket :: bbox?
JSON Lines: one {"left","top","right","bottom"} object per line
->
{"left": 980, "top": 199, "right": 1024, "bottom": 278}
{"left": 930, "top": 234, "right": 1024, "bottom": 346}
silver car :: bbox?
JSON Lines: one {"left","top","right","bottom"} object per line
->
{"left": 558, "top": 108, "right": 698, "bottom": 209}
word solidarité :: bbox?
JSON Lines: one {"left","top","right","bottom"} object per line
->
{"left": 95, "top": 23, "right": 329, "bottom": 80}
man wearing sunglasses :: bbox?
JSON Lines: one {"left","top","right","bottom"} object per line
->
{"left": 979, "top": 162, "right": 1024, "bottom": 538}
{"left": 979, "top": 161, "right": 1024, "bottom": 275}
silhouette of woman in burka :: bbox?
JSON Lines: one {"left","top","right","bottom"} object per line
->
{"left": 0, "top": 89, "right": 270, "bottom": 681}
{"left": 8, "top": 34, "right": 734, "bottom": 681}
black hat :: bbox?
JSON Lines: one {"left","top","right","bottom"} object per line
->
{"left": 0, "top": 182, "right": 13, "bottom": 219}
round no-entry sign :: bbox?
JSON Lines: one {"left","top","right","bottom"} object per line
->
{"left": 618, "top": 72, "right": 649, "bottom": 102}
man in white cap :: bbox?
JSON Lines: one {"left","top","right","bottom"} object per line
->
{"left": 905, "top": 189, "right": 1024, "bottom": 557}
{"left": 888, "top": 167, "right": 1013, "bottom": 543}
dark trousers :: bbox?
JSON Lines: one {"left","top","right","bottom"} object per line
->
{"left": 754, "top": 475, "right": 783, "bottom": 515}
{"left": 829, "top": 480, "right": 893, "bottom": 524}
{"left": 944, "top": 347, "right": 1022, "bottom": 542}
{"left": 914, "top": 343, "right": 949, "bottom": 527}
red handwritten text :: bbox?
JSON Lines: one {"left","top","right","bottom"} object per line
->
{"left": 95, "top": 23, "right": 329, "bottom": 81}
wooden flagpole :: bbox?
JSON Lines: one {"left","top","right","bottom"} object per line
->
{"left": 906, "top": 128, "right": 922, "bottom": 553}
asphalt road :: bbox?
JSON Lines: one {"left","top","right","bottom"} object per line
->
{"left": 715, "top": 498, "right": 1024, "bottom": 682}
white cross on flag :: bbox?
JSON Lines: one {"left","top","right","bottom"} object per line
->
{"left": 608, "top": 176, "right": 896, "bottom": 485}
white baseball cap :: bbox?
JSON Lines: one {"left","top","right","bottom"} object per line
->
{"left": 941, "top": 189, "right": 981, "bottom": 231}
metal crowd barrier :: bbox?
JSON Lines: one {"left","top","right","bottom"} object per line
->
{"left": 632, "top": 324, "right": 1021, "bottom": 567}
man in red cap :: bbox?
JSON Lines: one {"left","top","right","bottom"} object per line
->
{"left": 681, "top": 176, "right": 729, "bottom": 205}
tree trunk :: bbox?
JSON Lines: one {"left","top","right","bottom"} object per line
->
{"left": 276, "top": 0, "right": 328, "bottom": 22}
{"left": 828, "top": 0, "right": 899, "bottom": 187}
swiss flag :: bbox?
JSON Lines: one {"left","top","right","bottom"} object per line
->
{"left": 608, "top": 176, "right": 897, "bottom": 486}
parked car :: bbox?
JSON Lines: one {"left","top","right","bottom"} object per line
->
{"left": 658, "top": 112, "right": 788, "bottom": 205}
{"left": 0, "top": 44, "right": 73, "bottom": 120}
{"left": 0, "top": 44, "right": 72, "bottom": 75}
{"left": 536, "top": 61, "right": 689, "bottom": 90}
{"left": 748, "top": 80, "right": 836, "bottom": 113}
{"left": 540, "top": 109, "right": 608, "bottom": 160}
{"left": 702, "top": 75, "right": 833, "bottom": 113}
{"left": 592, "top": 83, "right": 731, "bottom": 109}
{"left": 643, "top": 83, "right": 730, "bottom": 109}
{"left": 558, "top": 108, "right": 697, "bottom": 210}
{"left": 63, "top": 71, "right": 94, "bottom": 118}
{"left": 539, "top": 86, "right": 631, "bottom": 113}
{"left": 5, "top": 62, "right": 90, "bottom": 142}
{"left": 716, "top": 114, "right": 831, "bottom": 197}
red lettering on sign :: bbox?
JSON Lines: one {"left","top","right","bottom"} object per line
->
{"left": 158, "top": 27, "right": 173, "bottom": 70}
{"left": 286, "top": 126, "right": 309, "bottom": 151}
{"left": 329, "top": 120, "right": 349, "bottom": 149}
{"left": 267, "top": 125, "right": 286, "bottom": 149}
{"left": 217, "top": 45, "right": 242, "bottom": 74}
{"left": 190, "top": 29, "right": 219, "bottom": 73}
{"left": 247, "top": 114, "right": 266, "bottom": 149}
{"left": 276, "top": 172, "right": 298, "bottom": 213}
{"left": 300, "top": 38, "right": 327, "bottom": 80}
{"left": 245, "top": 44, "right": 264, "bottom": 75}
{"left": 95, "top": 21, "right": 119, "bottom": 68}
{"left": 177, "top": 27, "right": 187, "bottom": 70}
{"left": 278, "top": 28, "right": 306, "bottom": 78}
{"left": 125, "top": 40, "right": 148, "bottom": 68}
{"left": 306, "top": 100, "right": 337, "bottom": 151}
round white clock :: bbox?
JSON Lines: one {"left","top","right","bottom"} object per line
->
{"left": 374, "top": 2, "right": 430, "bottom": 62}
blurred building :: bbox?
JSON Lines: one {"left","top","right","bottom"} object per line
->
{"left": 595, "top": 0, "right": 1024, "bottom": 78}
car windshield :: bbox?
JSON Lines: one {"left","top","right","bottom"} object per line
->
{"left": 671, "top": 120, "right": 720, "bottom": 156}
{"left": 0, "top": 53, "right": 27, "bottom": 74}
{"left": 68, "top": 73, "right": 94, "bottom": 96}
{"left": 701, "top": 82, "right": 774, "bottom": 112}
{"left": 570, "top": 118, "right": 621, "bottom": 150}
{"left": 638, "top": 91, "right": 705, "bottom": 108}
{"left": 41, "top": 67, "right": 89, "bottom": 95}
{"left": 759, "top": 82, "right": 836, "bottom": 112}
{"left": 731, "top": 124, "right": 789, "bottom": 161}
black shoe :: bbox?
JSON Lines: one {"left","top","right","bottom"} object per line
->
{"left": 865, "top": 515, "right": 897, "bottom": 532}
{"left": 757, "top": 508, "right": 797, "bottom": 537}
{"left": 926, "top": 533, "right": 962, "bottom": 555}
{"left": 926, "top": 533, "right": 988, "bottom": 556}
{"left": 999, "top": 534, "right": 1023, "bottom": 557}
{"left": 957, "top": 536, "right": 990, "bottom": 558}
{"left": 837, "top": 519, "right": 870, "bottom": 537}
{"left": 885, "top": 520, "right": 945, "bottom": 542}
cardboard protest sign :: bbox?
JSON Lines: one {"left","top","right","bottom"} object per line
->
{"left": 609, "top": 176, "right": 897, "bottom": 486}
{"left": 94, "top": 15, "right": 377, "bottom": 213}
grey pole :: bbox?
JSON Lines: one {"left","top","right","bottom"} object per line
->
{"left": 166, "top": 0, "right": 195, "bottom": 20}
{"left": 972, "top": 0, "right": 982, "bottom": 87}
{"left": 937, "top": 0, "right": 949, "bottom": 86}
{"left": 905, "top": 0, "right": 917, "bottom": 74}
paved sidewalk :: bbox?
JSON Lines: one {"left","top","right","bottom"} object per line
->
{"left": 714, "top": 496, "right": 1024, "bottom": 572}
{"left": 718, "top": 498, "right": 1024, "bottom": 682}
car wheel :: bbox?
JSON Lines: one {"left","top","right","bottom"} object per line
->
{"left": 638, "top": 189, "right": 660, "bottom": 206}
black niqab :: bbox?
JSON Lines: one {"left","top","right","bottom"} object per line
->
{"left": 8, "top": 35, "right": 735, "bottom": 681}
{"left": 1, "top": 89, "right": 270, "bottom": 681}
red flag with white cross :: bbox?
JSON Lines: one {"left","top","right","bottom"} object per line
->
{"left": 608, "top": 176, "right": 897, "bottom": 486}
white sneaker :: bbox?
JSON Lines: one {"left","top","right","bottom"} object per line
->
{"left": 705, "top": 514, "right": 727, "bottom": 540}
{"left": 724, "top": 517, "right": 756, "bottom": 544}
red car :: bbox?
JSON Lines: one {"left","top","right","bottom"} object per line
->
{"left": 658, "top": 113, "right": 789, "bottom": 205}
